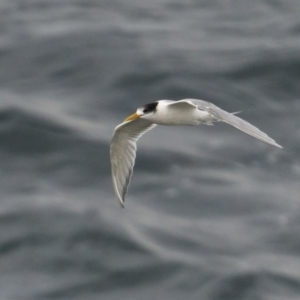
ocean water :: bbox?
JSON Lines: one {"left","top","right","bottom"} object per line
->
{"left": 0, "top": 1, "right": 300, "bottom": 299}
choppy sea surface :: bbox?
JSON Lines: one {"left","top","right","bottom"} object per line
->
{"left": 0, "top": 1, "right": 300, "bottom": 299}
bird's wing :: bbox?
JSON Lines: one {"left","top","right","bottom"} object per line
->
{"left": 174, "top": 99, "right": 282, "bottom": 148}
{"left": 110, "top": 118, "right": 157, "bottom": 207}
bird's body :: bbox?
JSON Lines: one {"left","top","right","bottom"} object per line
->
{"left": 110, "top": 99, "right": 282, "bottom": 207}
{"left": 145, "top": 100, "right": 213, "bottom": 126}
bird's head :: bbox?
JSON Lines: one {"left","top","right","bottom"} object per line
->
{"left": 124, "top": 102, "right": 158, "bottom": 122}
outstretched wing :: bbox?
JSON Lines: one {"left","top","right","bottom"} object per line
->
{"left": 110, "top": 119, "right": 156, "bottom": 207}
{"left": 179, "top": 99, "right": 282, "bottom": 149}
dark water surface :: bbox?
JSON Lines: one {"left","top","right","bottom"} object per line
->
{"left": 0, "top": 1, "right": 299, "bottom": 299}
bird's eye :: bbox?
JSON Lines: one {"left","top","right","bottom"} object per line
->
{"left": 143, "top": 109, "right": 149, "bottom": 113}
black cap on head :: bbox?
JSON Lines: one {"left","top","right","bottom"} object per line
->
{"left": 142, "top": 102, "right": 158, "bottom": 114}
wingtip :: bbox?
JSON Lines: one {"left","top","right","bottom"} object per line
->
{"left": 116, "top": 194, "right": 125, "bottom": 208}
{"left": 112, "top": 175, "right": 125, "bottom": 208}
{"left": 272, "top": 141, "right": 283, "bottom": 149}
{"left": 119, "top": 200, "right": 125, "bottom": 208}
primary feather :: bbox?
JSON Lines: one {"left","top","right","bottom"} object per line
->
{"left": 180, "top": 99, "right": 282, "bottom": 148}
{"left": 110, "top": 118, "right": 156, "bottom": 206}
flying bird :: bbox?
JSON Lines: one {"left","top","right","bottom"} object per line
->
{"left": 110, "top": 99, "right": 282, "bottom": 207}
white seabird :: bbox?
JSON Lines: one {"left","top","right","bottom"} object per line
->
{"left": 110, "top": 99, "right": 282, "bottom": 207}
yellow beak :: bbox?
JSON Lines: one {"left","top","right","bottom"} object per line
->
{"left": 124, "top": 113, "right": 140, "bottom": 122}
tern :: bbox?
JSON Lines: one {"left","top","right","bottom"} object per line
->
{"left": 110, "top": 99, "right": 282, "bottom": 207}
